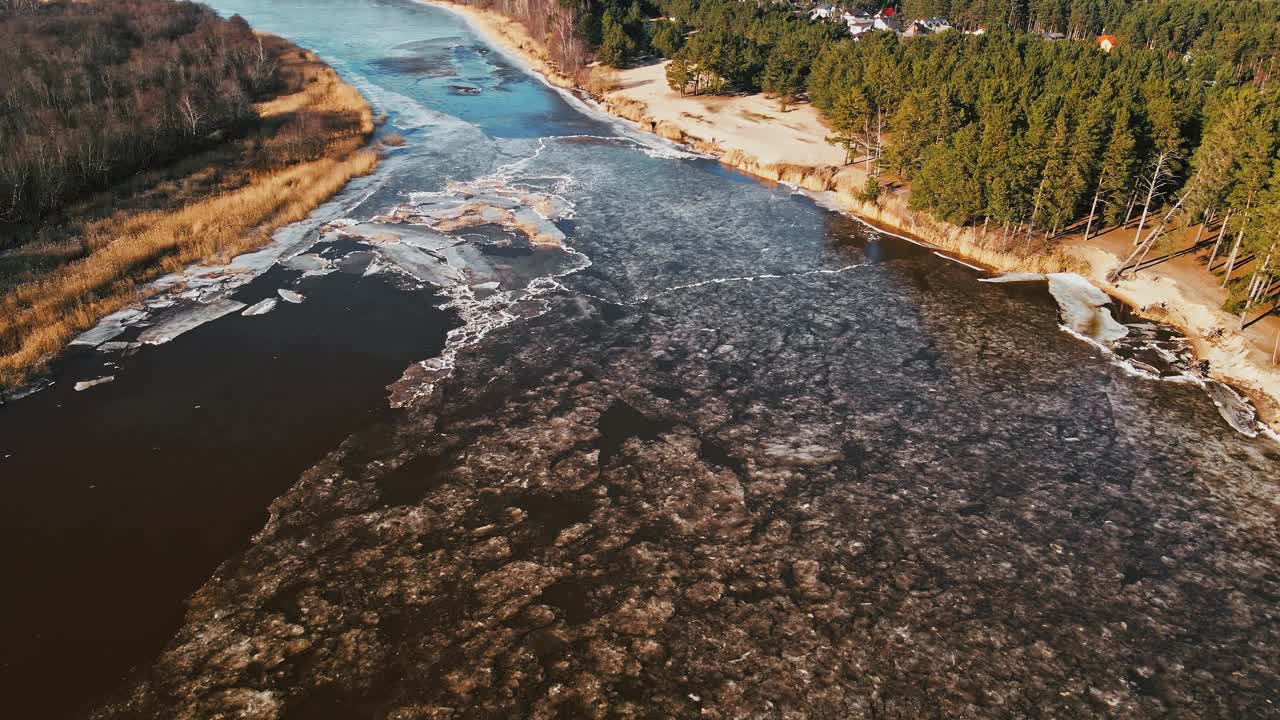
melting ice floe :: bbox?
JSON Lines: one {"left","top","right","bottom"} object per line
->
{"left": 1207, "top": 382, "right": 1261, "bottom": 437}
{"left": 57, "top": 128, "right": 584, "bottom": 406}
{"left": 65, "top": 164, "right": 391, "bottom": 356}
{"left": 983, "top": 272, "right": 1128, "bottom": 343}
{"left": 335, "top": 154, "right": 589, "bottom": 409}
{"left": 74, "top": 376, "right": 115, "bottom": 392}
{"left": 984, "top": 272, "right": 1263, "bottom": 438}
{"left": 242, "top": 299, "right": 279, "bottom": 317}
{"left": 137, "top": 299, "right": 247, "bottom": 345}
{"left": 282, "top": 253, "right": 335, "bottom": 278}
{"left": 1045, "top": 273, "right": 1130, "bottom": 343}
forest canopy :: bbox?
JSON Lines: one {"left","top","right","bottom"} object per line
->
{"left": 455, "top": 0, "right": 1280, "bottom": 315}
{"left": 0, "top": 0, "right": 282, "bottom": 228}
{"left": 0, "top": 0, "right": 376, "bottom": 386}
{"left": 628, "top": 0, "right": 1280, "bottom": 316}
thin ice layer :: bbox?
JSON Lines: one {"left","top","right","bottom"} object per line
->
{"left": 137, "top": 300, "right": 246, "bottom": 345}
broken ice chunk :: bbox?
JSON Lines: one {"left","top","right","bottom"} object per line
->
{"left": 1045, "top": 273, "right": 1128, "bottom": 343}
{"left": 1207, "top": 381, "right": 1259, "bottom": 438}
{"left": 70, "top": 308, "right": 149, "bottom": 347}
{"left": 283, "top": 253, "right": 330, "bottom": 274}
{"left": 277, "top": 289, "right": 305, "bottom": 304}
{"left": 138, "top": 299, "right": 247, "bottom": 345}
{"left": 74, "top": 376, "right": 115, "bottom": 392}
{"left": 980, "top": 272, "right": 1048, "bottom": 284}
{"left": 242, "top": 298, "right": 279, "bottom": 316}
{"left": 98, "top": 341, "right": 135, "bottom": 353}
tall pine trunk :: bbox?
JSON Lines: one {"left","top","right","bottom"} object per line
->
{"left": 1208, "top": 209, "right": 1232, "bottom": 268}
{"left": 863, "top": 116, "right": 872, "bottom": 175}
{"left": 1124, "top": 185, "right": 1139, "bottom": 225}
{"left": 1083, "top": 186, "right": 1102, "bottom": 241}
{"left": 874, "top": 106, "right": 884, "bottom": 177}
{"left": 1191, "top": 209, "right": 1208, "bottom": 247}
{"left": 1245, "top": 245, "right": 1274, "bottom": 311}
{"left": 1222, "top": 229, "right": 1245, "bottom": 287}
{"left": 1133, "top": 152, "right": 1168, "bottom": 246}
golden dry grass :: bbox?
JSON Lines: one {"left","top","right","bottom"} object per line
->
{"left": 0, "top": 38, "right": 376, "bottom": 388}
{"left": 583, "top": 66, "right": 620, "bottom": 96}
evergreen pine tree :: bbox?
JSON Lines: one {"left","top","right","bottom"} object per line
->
{"left": 1097, "top": 104, "right": 1138, "bottom": 228}
{"left": 599, "top": 12, "right": 635, "bottom": 68}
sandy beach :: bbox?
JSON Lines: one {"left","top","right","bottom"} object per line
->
{"left": 422, "top": 0, "right": 1280, "bottom": 432}
{"left": 418, "top": 1, "right": 579, "bottom": 88}
{"left": 608, "top": 62, "right": 847, "bottom": 167}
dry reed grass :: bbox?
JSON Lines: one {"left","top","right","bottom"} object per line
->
{"left": 0, "top": 36, "right": 376, "bottom": 388}
{"left": 583, "top": 66, "right": 620, "bottom": 96}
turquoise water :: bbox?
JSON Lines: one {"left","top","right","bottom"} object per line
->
{"left": 2, "top": 1, "right": 1277, "bottom": 716}
{"left": 221, "top": 0, "right": 587, "bottom": 136}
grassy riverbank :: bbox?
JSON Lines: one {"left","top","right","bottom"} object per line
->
{"left": 0, "top": 31, "right": 376, "bottom": 388}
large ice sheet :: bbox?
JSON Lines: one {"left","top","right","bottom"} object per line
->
{"left": 70, "top": 308, "right": 150, "bottom": 348}
{"left": 1045, "top": 272, "right": 1129, "bottom": 343}
{"left": 137, "top": 300, "right": 246, "bottom": 345}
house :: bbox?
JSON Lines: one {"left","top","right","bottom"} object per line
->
{"left": 920, "top": 17, "right": 952, "bottom": 33}
{"left": 902, "top": 16, "right": 950, "bottom": 37}
{"left": 903, "top": 20, "right": 929, "bottom": 37}
{"left": 1096, "top": 34, "right": 1119, "bottom": 52}
{"left": 810, "top": 4, "right": 837, "bottom": 20}
{"left": 872, "top": 12, "right": 900, "bottom": 32}
{"left": 964, "top": 27, "right": 986, "bottom": 35}
{"left": 842, "top": 12, "right": 876, "bottom": 37}
{"left": 1042, "top": 30, "right": 1065, "bottom": 41}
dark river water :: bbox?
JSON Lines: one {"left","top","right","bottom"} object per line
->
{"left": 1, "top": 1, "right": 1277, "bottom": 717}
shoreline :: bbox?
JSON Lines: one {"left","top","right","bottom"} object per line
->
{"left": 0, "top": 30, "right": 378, "bottom": 391}
{"left": 424, "top": 0, "right": 1280, "bottom": 434}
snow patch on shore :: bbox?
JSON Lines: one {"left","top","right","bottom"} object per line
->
{"left": 1045, "top": 273, "right": 1130, "bottom": 343}
{"left": 984, "top": 272, "right": 1128, "bottom": 343}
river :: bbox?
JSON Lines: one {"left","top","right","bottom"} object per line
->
{"left": 1, "top": 0, "right": 1277, "bottom": 717}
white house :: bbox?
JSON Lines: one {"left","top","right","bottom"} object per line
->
{"left": 842, "top": 12, "right": 875, "bottom": 37}
{"left": 920, "top": 17, "right": 952, "bottom": 33}
{"left": 872, "top": 13, "right": 900, "bottom": 32}
{"left": 810, "top": 4, "right": 837, "bottom": 21}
